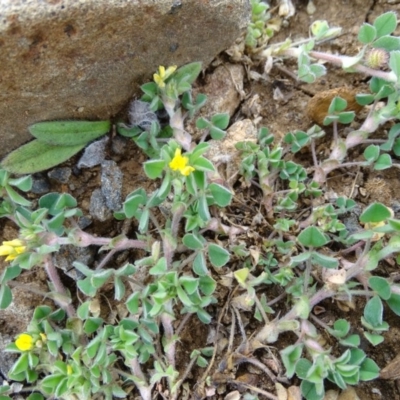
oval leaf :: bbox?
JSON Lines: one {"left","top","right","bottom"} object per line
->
{"left": 208, "top": 243, "right": 230, "bottom": 268}
{"left": 360, "top": 202, "right": 392, "bottom": 223}
{"left": 29, "top": 120, "right": 110, "bottom": 146}
{"left": 298, "top": 226, "right": 328, "bottom": 248}
{"left": 1, "top": 140, "right": 85, "bottom": 174}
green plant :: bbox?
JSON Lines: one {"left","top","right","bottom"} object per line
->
{"left": 1, "top": 121, "right": 110, "bottom": 174}
{"left": 2, "top": 8, "right": 400, "bottom": 400}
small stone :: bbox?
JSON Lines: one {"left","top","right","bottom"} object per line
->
{"left": 77, "top": 137, "right": 108, "bottom": 169}
{"left": 101, "top": 160, "right": 123, "bottom": 211}
{"left": 77, "top": 215, "right": 93, "bottom": 230}
{"left": 111, "top": 136, "right": 129, "bottom": 156}
{"left": 53, "top": 245, "right": 95, "bottom": 281}
{"left": 48, "top": 167, "right": 72, "bottom": 183}
{"left": 31, "top": 174, "right": 50, "bottom": 194}
{"left": 128, "top": 100, "right": 158, "bottom": 130}
{"left": 0, "top": 333, "right": 18, "bottom": 382}
{"left": 89, "top": 188, "right": 112, "bottom": 222}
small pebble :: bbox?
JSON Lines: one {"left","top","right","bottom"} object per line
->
{"left": 31, "top": 175, "right": 50, "bottom": 194}
{"left": 48, "top": 167, "right": 71, "bottom": 183}
{"left": 77, "top": 136, "right": 108, "bottom": 169}
{"left": 111, "top": 136, "right": 128, "bottom": 155}
{"left": 101, "top": 160, "right": 123, "bottom": 211}
{"left": 77, "top": 215, "right": 92, "bottom": 230}
{"left": 89, "top": 188, "right": 111, "bottom": 221}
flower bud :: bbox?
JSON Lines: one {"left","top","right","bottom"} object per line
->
{"left": 365, "top": 48, "right": 389, "bottom": 69}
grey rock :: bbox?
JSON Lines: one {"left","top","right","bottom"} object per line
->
{"left": 53, "top": 245, "right": 95, "bottom": 281}
{"left": 31, "top": 174, "right": 50, "bottom": 194}
{"left": 0, "top": 333, "right": 18, "bottom": 381}
{"left": 48, "top": 167, "right": 72, "bottom": 183}
{"left": 0, "top": 0, "right": 250, "bottom": 158}
{"left": 128, "top": 100, "right": 158, "bottom": 130}
{"left": 89, "top": 188, "right": 111, "bottom": 221}
{"left": 77, "top": 215, "right": 92, "bottom": 230}
{"left": 111, "top": 136, "right": 129, "bottom": 156}
{"left": 101, "top": 160, "right": 122, "bottom": 210}
{"left": 77, "top": 136, "right": 108, "bottom": 169}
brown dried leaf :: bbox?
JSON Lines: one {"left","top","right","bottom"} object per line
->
{"left": 380, "top": 353, "right": 400, "bottom": 380}
{"left": 307, "top": 87, "right": 363, "bottom": 125}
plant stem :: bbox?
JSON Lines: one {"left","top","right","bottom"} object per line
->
{"left": 161, "top": 311, "right": 176, "bottom": 368}
{"left": 43, "top": 255, "right": 75, "bottom": 317}
{"left": 308, "top": 50, "right": 397, "bottom": 82}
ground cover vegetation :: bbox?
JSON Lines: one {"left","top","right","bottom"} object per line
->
{"left": 1, "top": 1, "right": 400, "bottom": 399}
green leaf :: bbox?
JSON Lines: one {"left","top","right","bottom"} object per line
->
{"left": 369, "top": 276, "right": 391, "bottom": 300}
{"left": 77, "top": 301, "right": 90, "bottom": 319}
{"left": 359, "top": 358, "right": 380, "bottom": 381}
{"left": 190, "top": 142, "right": 210, "bottom": 161}
{"left": 196, "top": 117, "right": 210, "bottom": 130}
{"left": 373, "top": 11, "right": 397, "bottom": 38}
{"left": 387, "top": 293, "right": 400, "bottom": 316}
{"left": 27, "top": 394, "right": 44, "bottom": 400}
{"left": 338, "top": 111, "right": 355, "bottom": 124}
{"left": 209, "top": 183, "right": 232, "bottom": 207}
{"left": 364, "top": 332, "right": 384, "bottom": 346}
{"left": 373, "top": 36, "right": 400, "bottom": 51}
{"left": 1, "top": 265, "right": 22, "bottom": 283}
{"left": 29, "top": 120, "right": 110, "bottom": 146}
{"left": 356, "top": 93, "right": 375, "bottom": 106}
{"left": 328, "top": 96, "right": 347, "bottom": 113}
{"left": 298, "top": 226, "right": 328, "bottom": 248}
{"left": 389, "top": 50, "right": 400, "bottom": 80}
{"left": 359, "top": 202, "right": 392, "bottom": 223}
{"left": 211, "top": 113, "right": 229, "bottom": 130}
{"left": 331, "top": 319, "right": 350, "bottom": 338}
{"left": 143, "top": 160, "right": 166, "bottom": 179}
{"left": 198, "top": 195, "right": 210, "bottom": 222}
{"left": 182, "top": 233, "right": 204, "bottom": 250}
{"left": 296, "top": 358, "right": 312, "bottom": 380}
{"left": 177, "top": 285, "right": 192, "bottom": 307}
{"left": 0, "top": 284, "right": 12, "bottom": 309}
{"left": 179, "top": 276, "right": 199, "bottom": 295}
{"left": 193, "top": 252, "right": 208, "bottom": 276}
{"left": 208, "top": 243, "right": 230, "bottom": 268}
{"left": 5, "top": 185, "right": 31, "bottom": 206}
{"left": 281, "top": 344, "right": 304, "bottom": 378}
{"left": 8, "top": 175, "right": 32, "bottom": 192}
{"left": 126, "top": 291, "right": 140, "bottom": 314}
{"left": 123, "top": 191, "right": 146, "bottom": 218}
{"left": 374, "top": 153, "right": 392, "bottom": 170}
{"left": 311, "top": 252, "right": 338, "bottom": 269}
{"left": 209, "top": 126, "right": 226, "bottom": 140}
{"left": 364, "top": 295, "right": 383, "bottom": 327}
{"left": 173, "top": 62, "right": 202, "bottom": 87}
{"left": 199, "top": 275, "right": 216, "bottom": 296}
{"left": 149, "top": 257, "right": 167, "bottom": 275}
{"left": 1, "top": 140, "right": 85, "bottom": 174}
{"left": 358, "top": 23, "right": 377, "bottom": 44}
{"left": 363, "top": 144, "right": 380, "bottom": 162}
{"left": 192, "top": 156, "right": 215, "bottom": 172}
{"left": 83, "top": 317, "right": 103, "bottom": 334}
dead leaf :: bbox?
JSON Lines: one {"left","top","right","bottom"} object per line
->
{"left": 287, "top": 386, "right": 302, "bottom": 400}
{"left": 307, "top": 87, "right": 363, "bottom": 125}
{"left": 323, "top": 390, "right": 339, "bottom": 400}
{"left": 275, "top": 382, "right": 288, "bottom": 400}
{"left": 337, "top": 387, "right": 360, "bottom": 400}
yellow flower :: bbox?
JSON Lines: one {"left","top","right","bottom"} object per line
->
{"left": 169, "top": 149, "right": 195, "bottom": 176}
{"left": 15, "top": 333, "right": 34, "bottom": 351}
{"left": 0, "top": 239, "right": 26, "bottom": 261}
{"left": 153, "top": 65, "right": 177, "bottom": 88}
{"left": 67, "top": 365, "right": 73, "bottom": 375}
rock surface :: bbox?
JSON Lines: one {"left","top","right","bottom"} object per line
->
{"left": 0, "top": 0, "right": 250, "bottom": 158}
